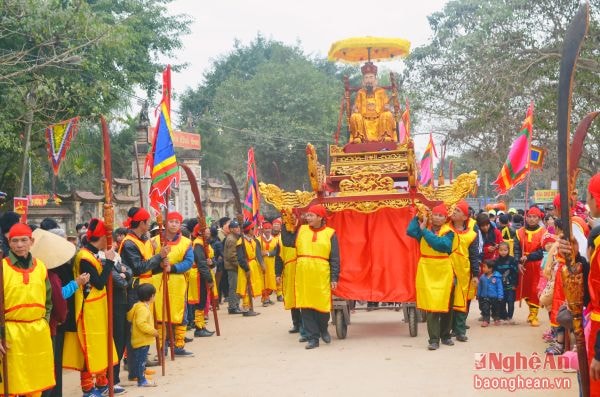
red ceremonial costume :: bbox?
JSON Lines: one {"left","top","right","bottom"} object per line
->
{"left": 587, "top": 174, "right": 600, "bottom": 396}
{"left": 516, "top": 227, "right": 545, "bottom": 306}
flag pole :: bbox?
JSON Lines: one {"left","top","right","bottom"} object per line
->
{"left": 524, "top": 171, "right": 531, "bottom": 210}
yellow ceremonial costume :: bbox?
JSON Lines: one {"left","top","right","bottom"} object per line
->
{"left": 415, "top": 224, "right": 454, "bottom": 312}
{"left": 64, "top": 248, "right": 117, "bottom": 374}
{"left": 295, "top": 224, "right": 335, "bottom": 313}
{"left": 0, "top": 257, "right": 54, "bottom": 396}
{"left": 260, "top": 235, "right": 278, "bottom": 292}
{"left": 279, "top": 238, "right": 298, "bottom": 310}
{"left": 236, "top": 237, "right": 265, "bottom": 305}
{"left": 152, "top": 234, "right": 191, "bottom": 348}
{"left": 449, "top": 218, "right": 478, "bottom": 312}
{"left": 119, "top": 233, "right": 155, "bottom": 286}
{"left": 152, "top": 235, "right": 191, "bottom": 324}
{"left": 350, "top": 87, "right": 397, "bottom": 142}
{"left": 273, "top": 234, "right": 283, "bottom": 298}
{"left": 188, "top": 237, "right": 215, "bottom": 304}
{"left": 190, "top": 237, "right": 217, "bottom": 330}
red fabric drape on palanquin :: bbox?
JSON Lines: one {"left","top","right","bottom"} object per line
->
{"left": 327, "top": 207, "right": 418, "bottom": 302}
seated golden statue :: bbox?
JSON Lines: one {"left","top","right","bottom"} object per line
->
{"left": 349, "top": 62, "right": 397, "bottom": 143}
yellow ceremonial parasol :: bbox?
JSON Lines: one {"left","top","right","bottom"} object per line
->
{"left": 327, "top": 36, "right": 411, "bottom": 64}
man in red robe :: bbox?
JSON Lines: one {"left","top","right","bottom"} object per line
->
{"left": 515, "top": 206, "right": 546, "bottom": 327}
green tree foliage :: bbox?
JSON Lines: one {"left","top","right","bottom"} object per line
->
{"left": 179, "top": 36, "right": 348, "bottom": 190}
{"left": 406, "top": 0, "right": 600, "bottom": 190}
{"left": 0, "top": 0, "right": 190, "bottom": 197}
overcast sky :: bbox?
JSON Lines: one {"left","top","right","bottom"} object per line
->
{"left": 164, "top": 0, "right": 449, "bottom": 152}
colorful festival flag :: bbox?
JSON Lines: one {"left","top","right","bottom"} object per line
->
{"left": 146, "top": 65, "right": 180, "bottom": 212}
{"left": 492, "top": 103, "right": 534, "bottom": 194}
{"left": 45, "top": 117, "right": 80, "bottom": 175}
{"left": 243, "top": 147, "right": 260, "bottom": 223}
{"left": 398, "top": 98, "right": 411, "bottom": 143}
{"left": 419, "top": 133, "right": 437, "bottom": 186}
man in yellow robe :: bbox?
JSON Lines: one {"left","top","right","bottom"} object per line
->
{"left": 151, "top": 211, "right": 195, "bottom": 357}
{"left": 259, "top": 222, "right": 278, "bottom": 306}
{"left": 271, "top": 218, "right": 284, "bottom": 302}
{"left": 278, "top": 210, "right": 308, "bottom": 340}
{"left": 118, "top": 206, "right": 168, "bottom": 377}
{"left": 189, "top": 223, "right": 215, "bottom": 337}
{"left": 349, "top": 62, "right": 397, "bottom": 143}
{"left": 0, "top": 223, "right": 54, "bottom": 397}
{"left": 407, "top": 204, "right": 455, "bottom": 350}
{"left": 65, "top": 218, "right": 120, "bottom": 396}
{"left": 236, "top": 221, "right": 264, "bottom": 316}
{"left": 281, "top": 205, "right": 340, "bottom": 350}
{"left": 448, "top": 200, "right": 481, "bottom": 342}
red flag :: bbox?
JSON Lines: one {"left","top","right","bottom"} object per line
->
{"left": 13, "top": 197, "right": 28, "bottom": 223}
{"left": 419, "top": 133, "right": 437, "bottom": 186}
{"left": 492, "top": 103, "right": 534, "bottom": 195}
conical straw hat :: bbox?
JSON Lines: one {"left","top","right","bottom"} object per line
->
{"left": 31, "top": 228, "right": 76, "bottom": 269}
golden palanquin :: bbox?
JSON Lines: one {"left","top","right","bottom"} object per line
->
{"left": 259, "top": 139, "right": 477, "bottom": 304}
{"left": 260, "top": 140, "right": 477, "bottom": 215}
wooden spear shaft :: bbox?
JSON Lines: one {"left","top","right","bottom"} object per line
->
{"left": 100, "top": 115, "right": 115, "bottom": 397}
{"left": 0, "top": 246, "right": 8, "bottom": 397}
{"left": 161, "top": 194, "right": 175, "bottom": 361}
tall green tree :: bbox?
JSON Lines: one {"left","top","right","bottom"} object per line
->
{"left": 179, "top": 36, "right": 348, "bottom": 190}
{"left": 0, "top": 0, "right": 190, "bottom": 197}
{"left": 406, "top": 0, "right": 600, "bottom": 187}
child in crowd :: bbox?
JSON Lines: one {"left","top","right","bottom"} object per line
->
{"left": 477, "top": 260, "right": 504, "bottom": 327}
{"left": 544, "top": 215, "right": 556, "bottom": 235}
{"left": 494, "top": 242, "right": 519, "bottom": 324}
{"left": 127, "top": 283, "right": 159, "bottom": 387}
{"left": 477, "top": 213, "right": 503, "bottom": 265}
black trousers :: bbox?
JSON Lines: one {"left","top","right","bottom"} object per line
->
{"left": 113, "top": 302, "right": 128, "bottom": 384}
{"left": 291, "top": 308, "right": 302, "bottom": 328}
{"left": 479, "top": 297, "right": 501, "bottom": 322}
{"left": 198, "top": 277, "right": 208, "bottom": 310}
{"left": 300, "top": 308, "right": 329, "bottom": 342}
{"left": 217, "top": 261, "right": 229, "bottom": 302}
{"left": 42, "top": 327, "right": 65, "bottom": 397}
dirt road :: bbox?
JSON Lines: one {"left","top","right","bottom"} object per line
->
{"left": 63, "top": 301, "right": 579, "bottom": 396}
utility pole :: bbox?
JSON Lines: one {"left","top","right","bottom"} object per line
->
{"left": 18, "top": 89, "right": 36, "bottom": 197}
{"left": 484, "top": 173, "right": 489, "bottom": 206}
{"left": 28, "top": 157, "right": 32, "bottom": 196}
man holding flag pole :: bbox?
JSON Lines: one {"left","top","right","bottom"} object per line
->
{"left": 235, "top": 148, "right": 264, "bottom": 316}
{"left": 145, "top": 65, "right": 184, "bottom": 362}
{"left": 491, "top": 103, "right": 546, "bottom": 326}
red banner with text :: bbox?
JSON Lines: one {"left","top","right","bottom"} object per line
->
{"left": 13, "top": 197, "right": 28, "bottom": 223}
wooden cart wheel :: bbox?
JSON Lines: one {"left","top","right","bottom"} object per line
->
{"left": 408, "top": 306, "right": 418, "bottom": 337}
{"left": 335, "top": 310, "right": 347, "bottom": 339}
